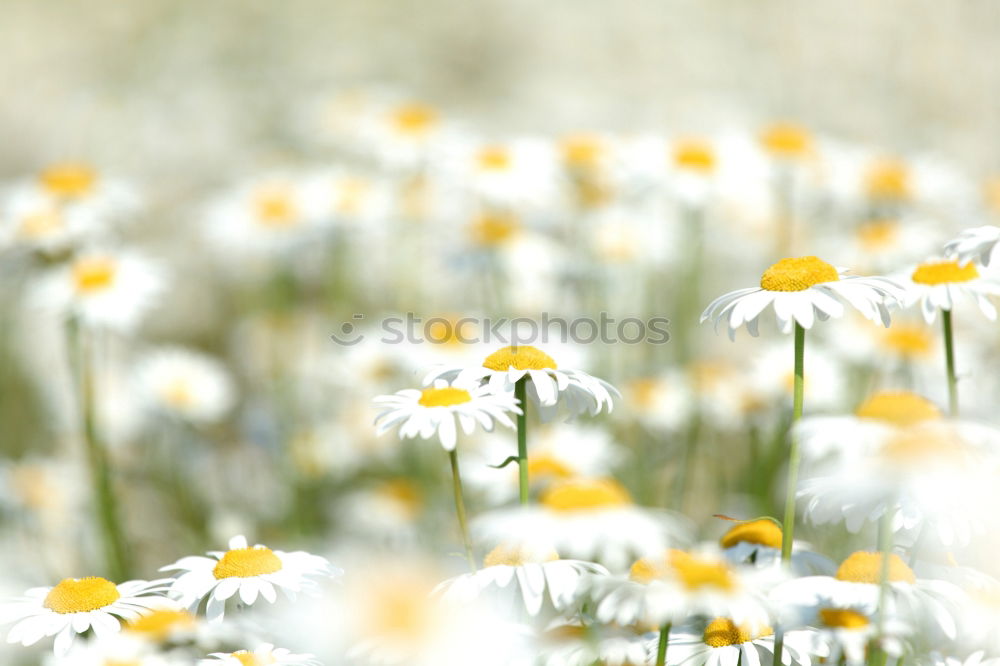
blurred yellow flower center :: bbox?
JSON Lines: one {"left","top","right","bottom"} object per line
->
{"left": 760, "top": 123, "right": 812, "bottom": 158}
{"left": 162, "top": 379, "right": 194, "bottom": 408}
{"left": 253, "top": 187, "right": 298, "bottom": 227}
{"left": 854, "top": 391, "right": 941, "bottom": 426}
{"left": 760, "top": 256, "right": 839, "bottom": 291}
{"left": 866, "top": 158, "right": 910, "bottom": 200}
{"left": 671, "top": 551, "right": 736, "bottom": 592}
{"left": 881, "top": 426, "right": 966, "bottom": 464}
{"left": 470, "top": 213, "right": 519, "bottom": 246}
{"left": 483, "top": 543, "right": 559, "bottom": 567}
{"left": 673, "top": 139, "right": 716, "bottom": 173}
{"left": 528, "top": 453, "right": 574, "bottom": 480}
{"left": 391, "top": 103, "right": 438, "bottom": 136}
{"left": 333, "top": 177, "right": 370, "bottom": 216}
{"left": 857, "top": 220, "right": 898, "bottom": 251}
{"left": 40, "top": 163, "right": 97, "bottom": 198}
{"left": 720, "top": 519, "right": 782, "bottom": 550}
{"left": 417, "top": 387, "right": 472, "bottom": 407}
{"left": 880, "top": 324, "right": 934, "bottom": 358}
{"left": 231, "top": 651, "right": 270, "bottom": 666}
{"left": 483, "top": 345, "right": 557, "bottom": 371}
{"left": 477, "top": 145, "right": 512, "bottom": 171}
{"left": 73, "top": 256, "right": 118, "bottom": 293}
{"left": 911, "top": 260, "right": 978, "bottom": 286}
{"left": 561, "top": 134, "right": 604, "bottom": 169}
{"left": 836, "top": 551, "right": 916, "bottom": 584}
{"left": 819, "top": 608, "right": 870, "bottom": 629}
{"left": 43, "top": 577, "right": 120, "bottom": 614}
{"left": 375, "top": 479, "right": 423, "bottom": 519}
{"left": 19, "top": 210, "right": 63, "bottom": 238}
{"left": 213, "top": 547, "right": 283, "bottom": 579}
{"left": 127, "top": 608, "right": 196, "bottom": 641}
{"left": 703, "top": 617, "right": 771, "bottom": 647}
{"left": 540, "top": 478, "right": 631, "bottom": 511}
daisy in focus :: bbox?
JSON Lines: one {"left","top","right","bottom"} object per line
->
{"left": 3, "top": 576, "right": 170, "bottom": 655}
{"left": 664, "top": 617, "right": 817, "bottom": 666}
{"left": 133, "top": 347, "right": 236, "bottom": 425}
{"left": 719, "top": 518, "right": 834, "bottom": 576}
{"left": 701, "top": 255, "right": 904, "bottom": 339}
{"left": 160, "top": 536, "right": 338, "bottom": 622}
{"left": 200, "top": 643, "right": 320, "bottom": 666}
{"left": 899, "top": 257, "right": 1000, "bottom": 323}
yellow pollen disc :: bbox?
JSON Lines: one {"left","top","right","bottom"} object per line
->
{"left": 162, "top": 379, "right": 194, "bottom": 408}
{"left": 561, "top": 134, "right": 604, "bottom": 169}
{"left": 880, "top": 324, "right": 934, "bottom": 358}
{"left": 703, "top": 618, "right": 771, "bottom": 647}
{"left": 72, "top": 256, "right": 118, "bottom": 293}
{"left": 670, "top": 551, "right": 736, "bottom": 592}
{"left": 528, "top": 453, "right": 574, "bottom": 481}
{"left": 836, "top": 551, "right": 916, "bottom": 584}
{"left": 333, "top": 178, "right": 370, "bottom": 216}
{"left": 880, "top": 426, "right": 966, "bottom": 464}
{"left": 39, "top": 163, "right": 97, "bottom": 198}
{"left": 673, "top": 139, "right": 716, "bottom": 173}
{"left": 760, "top": 123, "right": 812, "bottom": 158}
{"left": 252, "top": 187, "right": 298, "bottom": 227}
{"left": 720, "top": 519, "right": 782, "bottom": 550}
{"left": 865, "top": 158, "right": 911, "bottom": 200}
{"left": 759, "top": 256, "right": 839, "bottom": 291}
{"left": 213, "top": 547, "right": 283, "bottom": 579}
{"left": 375, "top": 479, "right": 423, "bottom": 519}
{"left": 417, "top": 387, "right": 473, "bottom": 407}
{"left": 469, "top": 213, "right": 520, "bottom": 246}
{"left": 627, "top": 378, "right": 662, "bottom": 408}
{"left": 43, "top": 577, "right": 120, "bottom": 614}
{"left": 911, "top": 259, "right": 979, "bottom": 286}
{"left": 483, "top": 543, "right": 559, "bottom": 567}
{"left": 477, "top": 145, "right": 512, "bottom": 171}
{"left": 231, "top": 651, "right": 268, "bottom": 666}
{"left": 540, "top": 478, "right": 632, "bottom": 512}
{"left": 854, "top": 391, "right": 941, "bottom": 426}
{"left": 857, "top": 220, "right": 899, "bottom": 251}
{"left": 482, "top": 345, "right": 557, "bottom": 371}
{"left": 819, "top": 608, "right": 870, "bottom": 629}
{"left": 18, "top": 210, "right": 64, "bottom": 238}
{"left": 391, "top": 103, "right": 438, "bottom": 136}
{"left": 126, "top": 609, "right": 196, "bottom": 641}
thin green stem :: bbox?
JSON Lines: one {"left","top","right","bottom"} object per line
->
{"left": 781, "top": 323, "right": 806, "bottom": 561}
{"left": 942, "top": 309, "right": 958, "bottom": 416}
{"left": 515, "top": 378, "right": 529, "bottom": 505}
{"left": 869, "top": 507, "right": 895, "bottom": 666}
{"left": 655, "top": 622, "right": 672, "bottom": 666}
{"left": 448, "top": 449, "right": 476, "bottom": 572}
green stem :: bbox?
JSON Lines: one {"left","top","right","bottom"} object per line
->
{"left": 869, "top": 507, "right": 895, "bottom": 666}
{"left": 942, "top": 309, "right": 958, "bottom": 416}
{"left": 515, "top": 377, "right": 529, "bottom": 505}
{"left": 655, "top": 622, "right": 672, "bottom": 666}
{"left": 780, "top": 323, "right": 805, "bottom": 561}
{"left": 448, "top": 448, "right": 476, "bottom": 572}
{"left": 71, "top": 322, "right": 130, "bottom": 580}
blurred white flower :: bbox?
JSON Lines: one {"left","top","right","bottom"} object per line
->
{"left": 134, "top": 347, "right": 236, "bottom": 425}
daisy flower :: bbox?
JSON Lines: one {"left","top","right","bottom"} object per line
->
{"left": 160, "top": 536, "right": 338, "bottom": 622}
{"left": 29, "top": 162, "right": 139, "bottom": 221}
{"left": 434, "top": 541, "right": 607, "bottom": 617}
{"left": 719, "top": 519, "right": 834, "bottom": 576}
{"left": 200, "top": 643, "right": 319, "bottom": 666}
{"left": 133, "top": 347, "right": 236, "bottom": 425}
{"left": 373, "top": 380, "right": 520, "bottom": 451}
{"left": 3, "top": 576, "right": 170, "bottom": 655}
{"left": 801, "top": 606, "right": 908, "bottom": 666}
{"left": 701, "top": 255, "right": 904, "bottom": 339}
{"left": 944, "top": 225, "right": 1000, "bottom": 266}
{"left": 663, "top": 618, "right": 817, "bottom": 666}
{"left": 899, "top": 257, "right": 1000, "bottom": 324}
{"left": 539, "top": 622, "right": 652, "bottom": 666}
{"left": 31, "top": 248, "right": 166, "bottom": 332}
{"left": 0, "top": 188, "right": 101, "bottom": 254}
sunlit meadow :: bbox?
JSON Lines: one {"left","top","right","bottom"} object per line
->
{"left": 3, "top": 2, "right": 1000, "bottom": 665}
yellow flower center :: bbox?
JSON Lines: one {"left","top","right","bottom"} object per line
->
{"left": 759, "top": 256, "right": 839, "bottom": 291}
{"left": 880, "top": 425, "right": 967, "bottom": 464}
{"left": 854, "top": 391, "right": 941, "bottom": 426}
{"left": 253, "top": 186, "right": 298, "bottom": 227}
{"left": 72, "top": 256, "right": 118, "bottom": 293}
{"left": 469, "top": 213, "right": 520, "bottom": 246}
{"left": 984, "top": 176, "right": 1000, "bottom": 213}
{"left": 760, "top": 123, "right": 812, "bottom": 158}
{"left": 126, "top": 609, "right": 197, "bottom": 641}
{"left": 39, "top": 163, "right": 98, "bottom": 198}
{"left": 417, "top": 387, "right": 473, "bottom": 407}
{"left": 483, "top": 543, "right": 559, "bottom": 567}
{"left": 540, "top": 478, "right": 631, "bottom": 512}
{"left": 231, "top": 651, "right": 272, "bottom": 666}
{"left": 671, "top": 551, "right": 736, "bottom": 592}
{"left": 673, "top": 139, "right": 716, "bottom": 173}
{"left": 162, "top": 379, "right": 194, "bottom": 408}
{"left": 482, "top": 345, "right": 557, "bottom": 371}
{"left": 561, "top": 134, "right": 604, "bottom": 169}
{"left": 333, "top": 177, "right": 370, "bottom": 216}
{"left": 856, "top": 220, "right": 899, "bottom": 251}
{"left": 18, "top": 210, "right": 64, "bottom": 239}
{"left": 819, "top": 608, "right": 870, "bottom": 629}
{"left": 835, "top": 551, "right": 916, "bottom": 584}
{"left": 391, "top": 103, "right": 438, "bottom": 136}
{"left": 880, "top": 324, "right": 934, "bottom": 358}
{"left": 703, "top": 618, "right": 772, "bottom": 647}
{"left": 477, "top": 145, "right": 512, "bottom": 171}
{"left": 375, "top": 479, "right": 423, "bottom": 519}
{"left": 213, "top": 547, "right": 283, "bottom": 579}
{"left": 719, "top": 519, "right": 782, "bottom": 550}
{"left": 43, "top": 577, "right": 120, "bottom": 614}
{"left": 865, "top": 158, "right": 911, "bottom": 200}
{"left": 911, "top": 260, "right": 978, "bottom": 286}
{"left": 528, "top": 453, "right": 574, "bottom": 481}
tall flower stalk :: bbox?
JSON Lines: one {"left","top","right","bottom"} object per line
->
{"left": 515, "top": 377, "right": 529, "bottom": 505}
{"left": 941, "top": 310, "right": 958, "bottom": 416}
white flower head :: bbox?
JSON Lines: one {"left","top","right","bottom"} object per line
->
{"left": 160, "top": 536, "right": 339, "bottom": 623}
{"left": 944, "top": 225, "right": 1000, "bottom": 266}
{"left": 200, "top": 643, "right": 320, "bottom": 666}
{"left": 898, "top": 257, "right": 1000, "bottom": 323}
{"left": 664, "top": 620, "right": 817, "bottom": 666}
{"left": 133, "top": 347, "right": 236, "bottom": 425}
{"left": 701, "top": 255, "right": 904, "bottom": 339}
{"left": 373, "top": 380, "right": 521, "bottom": 451}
